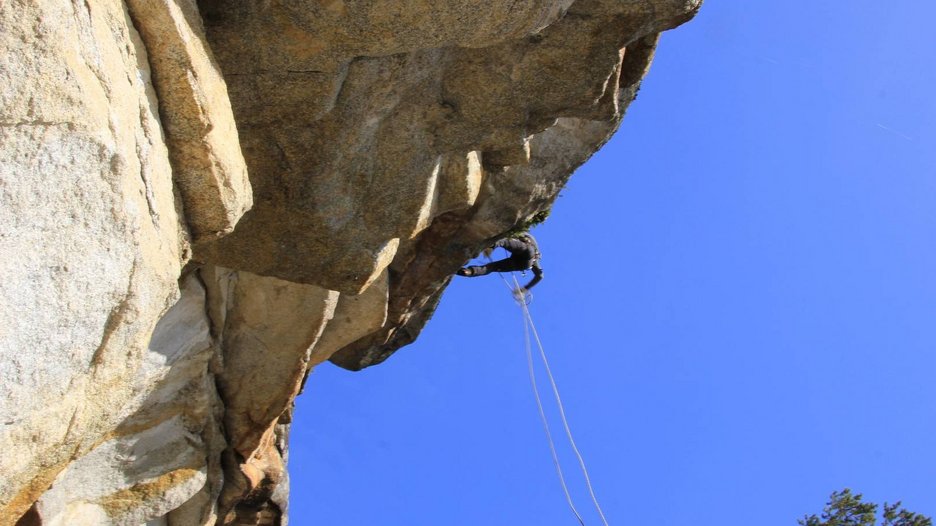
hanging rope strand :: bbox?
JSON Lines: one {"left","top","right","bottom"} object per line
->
{"left": 522, "top": 301, "right": 586, "bottom": 526}
{"left": 483, "top": 256, "right": 602, "bottom": 524}
{"left": 514, "top": 275, "right": 611, "bottom": 526}
{"left": 496, "top": 270, "right": 516, "bottom": 293}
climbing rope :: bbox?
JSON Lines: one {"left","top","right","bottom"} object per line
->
{"left": 504, "top": 272, "right": 610, "bottom": 526}
{"left": 519, "top": 280, "right": 586, "bottom": 525}
{"left": 487, "top": 254, "right": 533, "bottom": 305}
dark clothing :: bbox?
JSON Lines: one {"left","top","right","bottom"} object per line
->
{"left": 458, "top": 233, "right": 544, "bottom": 290}
{"left": 493, "top": 235, "right": 540, "bottom": 263}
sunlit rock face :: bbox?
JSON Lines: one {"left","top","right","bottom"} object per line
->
{"left": 0, "top": 0, "right": 700, "bottom": 524}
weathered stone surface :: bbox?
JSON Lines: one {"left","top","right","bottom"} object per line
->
{"left": 309, "top": 269, "right": 389, "bottom": 369}
{"left": 0, "top": 1, "right": 189, "bottom": 521}
{"left": 197, "top": 0, "right": 577, "bottom": 69}
{"left": 436, "top": 151, "right": 484, "bottom": 218}
{"left": 0, "top": 0, "right": 700, "bottom": 524}
{"left": 126, "top": 0, "right": 253, "bottom": 242}
{"left": 330, "top": 32, "right": 666, "bottom": 370}
{"left": 204, "top": 267, "right": 337, "bottom": 457}
{"left": 35, "top": 418, "right": 207, "bottom": 526}
{"left": 3, "top": 266, "right": 223, "bottom": 526}
{"left": 200, "top": 266, "right": 338, "bottom": 524}
{"left": 193, "top": 0, "right": 700, "bottom": 295}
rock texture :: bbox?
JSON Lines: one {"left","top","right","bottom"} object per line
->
{"left": 126, "top": 0, "right": 252, "bottom": 242}
{"left": 0, "top": 0, "right": 700, "bottom": 524}
{"left": 1, "top": 1, "right": 190, "bottom": 522}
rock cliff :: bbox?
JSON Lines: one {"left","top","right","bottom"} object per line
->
{"left": 0, "top": 1, "right": 700, "bottom": 524}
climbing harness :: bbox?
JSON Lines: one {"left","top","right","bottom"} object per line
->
{"left": 493, "top": 270, "right": 609, "bottom": 525}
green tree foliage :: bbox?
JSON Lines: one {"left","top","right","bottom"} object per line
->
{"left": 799, "top": 489, "right": 932, "bottom": 526}
{"left": 502, "top": 209, "right": 551, "bottom": 239}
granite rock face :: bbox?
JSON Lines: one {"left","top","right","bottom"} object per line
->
{"left": 0, "top": 0, "right": 700, "bottom": 524}
{"left": 193, "top": 0, "right": 699, "bottom": 294}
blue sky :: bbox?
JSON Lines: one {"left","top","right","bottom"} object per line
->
{"left": 289, "top": 2, "right": 936, "bottom": 524}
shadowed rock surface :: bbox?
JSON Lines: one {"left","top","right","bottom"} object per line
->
{"left": 0, "top": 0, "right": 700, "bottom": 524}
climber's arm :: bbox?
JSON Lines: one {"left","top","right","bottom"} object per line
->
{"left": 524, "top": 261, "right": 544, "bottom": 290}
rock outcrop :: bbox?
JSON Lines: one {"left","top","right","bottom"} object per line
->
{"left": 0, "top": 1, "right": 700, "bottom": 524}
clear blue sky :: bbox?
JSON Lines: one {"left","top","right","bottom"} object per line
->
{"left": 289, "top": 2, "right": 936, "bottom": 524}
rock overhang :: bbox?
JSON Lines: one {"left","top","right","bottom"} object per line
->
{"left": 0, "top": 0, "right": 701, "bottom": 523}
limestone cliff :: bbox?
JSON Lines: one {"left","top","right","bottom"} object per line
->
{"left": 0, "top": 1, "right": 700, "bottom": 524}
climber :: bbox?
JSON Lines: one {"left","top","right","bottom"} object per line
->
{"left": 457, "top": 231, "right": 544, "bottom": 292}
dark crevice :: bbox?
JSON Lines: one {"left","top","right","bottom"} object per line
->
{"left": 14, "top": 502, "right": 41, "bottom": 526}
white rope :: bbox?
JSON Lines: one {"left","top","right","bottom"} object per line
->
{"left": 511, "top": 274, "right": 610, "bottom": 526}
{"left": 480, "top": 256, "right": 603, "bottom": 523}
{"left": 492, "top": 269, "right": 584, "bottom": 522}
{"left": 522, "top": 298, "right": 586, "bottom": 526}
